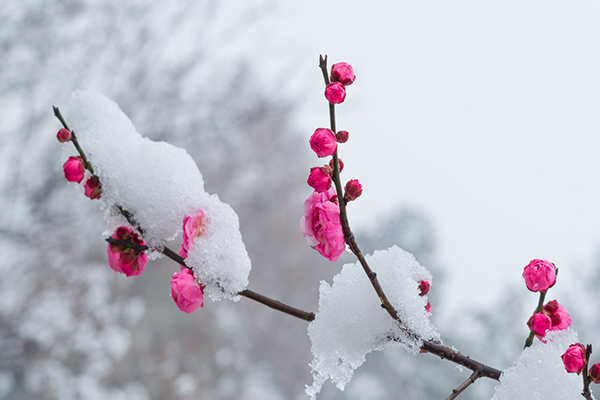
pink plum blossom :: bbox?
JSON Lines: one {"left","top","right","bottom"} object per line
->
{"left": 344, "top": 179, "right": 363, "bottom": 202}
{"left": 336, "top": 130, "right": 349, "bottom": 143}
{"left": 561, "top": 343, "right": 587, "bottom": 374}
{"left": 419, "top": 280, "right": 430, "bottom": 296}
{"left": 107, "top": 226, "right": 148, "bottom": 277}
{"left": 527, "top": 312, "right": 552, "bottom": 339}
{"left": 325, "top": 82, "right": 346, "bottom": 104}
{"left": 523, "top": 259, "right": 556, "bottom": 292}
{"left": 56, "top": 128, "right": 72, "bottom": 143}
{"left": 63, "top": 156, "right": 85, "bottom": 183}
{"left": 307, "top": 167, "right": 332, "bottom": 193}
{"left": 84, "top": 176, "right": 102, "bottom": 199}
{"left": 330, "top": 62, "right": 356, "bottom": 86}
{"left": 170, "top": 268, "right": 204, "bottom": 313}
{"left": 309, "top": 128, "right": 337, "bottom": 158}
{"left": 300, "top": 187, "right": 345, "bottom": 262}
{"left": 543, "top": 300, "right": 572, "bottom": 331}
{"left": 589, "top": 363, "right": 600, "bottom": 384}
{"left": 179, "top": 210, "right": 210, "bottom": 258}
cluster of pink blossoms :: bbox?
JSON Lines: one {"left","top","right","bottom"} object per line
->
{"left": 57, "top": 127, "right": 205, "bottom": 314}
{"left": 522, "top": 259, "right": 600, "bottom": 382}
{"left": 301, "top": 61, "right": 363, "bottom": 262}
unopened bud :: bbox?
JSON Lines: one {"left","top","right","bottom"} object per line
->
{"left": 418, "top": 280, "right": 430, "bottom": 296}
{"left": 344, "top": 179, "right": 362, "bottom": 202}
{"left": 329, "top": 158, "right": 344, "bottom": 173}
{"left": 336, "top": 130, "right": 349, "bottom": 143}
{"left": 84, "top": 176, "right": 102, "bottom": 200}
{"left": 56, "top": 128, "right": 72, "bottom": 143}
{"left": 325, "top": 82, "right": 346, "bottom": 104}
{"left": 307, "top": 167, "right": 332, "bottom": 193}
{"left": 589, "top": 363, "right": 600, "bottom": 384}
{"left": 63, "top": 156, "right": 85, "bottom": 183}
{"left": 310, "top": 128, "right": 337, "bottom": 158}
{"left": 331, "top": 62, "right": 355, "bottom": 86}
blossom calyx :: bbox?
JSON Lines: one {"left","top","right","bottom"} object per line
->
{"left": 325, "top": 82, "right": 346, "bottom": 104}
{"left": 310, "top": 128, "right": 337, "bottom": 158}
{"left": 523, "top": 259, "right": 556, "bottom": 292}
{"left": 561, "top": 343, "right": 587, "bottom": 374}
{"left": 329, "top": 158, "right": 344, "bottom": 173}
{"left": 330, "top": 62, "right": 355, "bottom": 86}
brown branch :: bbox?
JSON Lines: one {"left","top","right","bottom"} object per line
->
{"left": 445, "top": 370, "right": 481, "bottom": 400}
{"left": 318, "top": 55, "right": 406, "bottom": 329}
{"left": 582, "top": 344, "right": 593, "bottom": 400}
{"left": 53, "top": 106, "right": 95, "bottom": 174}
{"left": 524, "top": 290, "right": 547, "bottom": 348}
{"left": 421, "top": 341, "right": 501, "bottom": 381}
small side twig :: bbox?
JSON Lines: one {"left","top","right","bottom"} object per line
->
{"left": 582, "top": 344, "right": 593, "bottom": 400}
{"left": 445, "top": 370, "right": 481, "bottom": 400}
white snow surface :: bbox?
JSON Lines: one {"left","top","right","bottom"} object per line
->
{"left": 306, "top": 246, "right": 439, "bottom": 398}
{"left": 492, "top": 329, "right": 592, "bottom": 400}
{"left": 64, "top": 91, "right": 250, "bottom": 299}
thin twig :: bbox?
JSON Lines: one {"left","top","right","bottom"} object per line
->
{"left": 53, "top": 106, "right": 95, "bottom": 174}
{"left": 582, "top": 344, "right": 593, "bottom": 400}
{"left": 445, "top": 370, "right": 481, "bottom": 400}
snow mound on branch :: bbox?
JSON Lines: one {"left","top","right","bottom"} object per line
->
{"left": 306, "top": 246, "right": 439, "bottom": 398}
{"left": 492, "top": 329, "right": 589, "bottom": 400}
{"left": 64, "top": 91, "right": 250, "bottom": 300}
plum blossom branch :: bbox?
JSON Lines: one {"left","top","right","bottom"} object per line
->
{"left": 444, "top": 370, "right": 481, "bottom": 400}
{"left": 53, "top": 106, "right": 95, "bottom": 174}
{"left": 318, "top": 55, "right": 407, "bottom": 330}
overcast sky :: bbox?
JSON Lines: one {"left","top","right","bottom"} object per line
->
{"left": 208, "top": 1, "right": 600, "bottom": 310}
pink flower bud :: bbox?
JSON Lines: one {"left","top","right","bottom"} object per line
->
{"left": 523, "top": 259, "right": 556, "bottom": 292}
{"left": 63, "top": 156, "right": 85, "bottom": 183}
{"left": 344, "top": 179, "right": 362, "bottom": 202}
{"left": 527, "top": 312, "right": 552, "bottom": 339}
{"left": 425, "top": 301, "right": 432, "bottom": 314}
{"left": 170, "top": 268, "right": 204, "bottom": 313}
{"left": 179, "top": 210, "right": 210, "bottom": 258}
{"left": 56, "top": 128, "right": 72, "bottom": 143}
{"left": 543, "top": 300, "right": 572, "bottom": 331}
{"left": 561, "top": 343, "right": 587, "bottom": 374}
{"left": 419, "top": 280, "right": 430, "bottom": 296}
{"left": 310, "top": 128, "right": 337, "bottom": 158}
{"left": 330, "top": 158, "right": 344, "bottom": 173}
{"left": 107, "top": 226, "right": 148, "bottom": 277}
{"left": 331, "top": 62, "right": 356, "bottom": 86}
{"left": 84, "top": 176, "right": 102, "bottom": 199}
{"left": 589, "top": 363, "right": 600, "bottom": 384}
{"left": 307, "top": 167, "right": 332, "bottom": 193}
{"left": 336, "top": 130, "right": 349, "bottom": 143}
{"left": 325, "top": 82, "right": 346, "bottom": 104}
{"left": 300, "top": 187, "right": 345, "bottom": 262}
